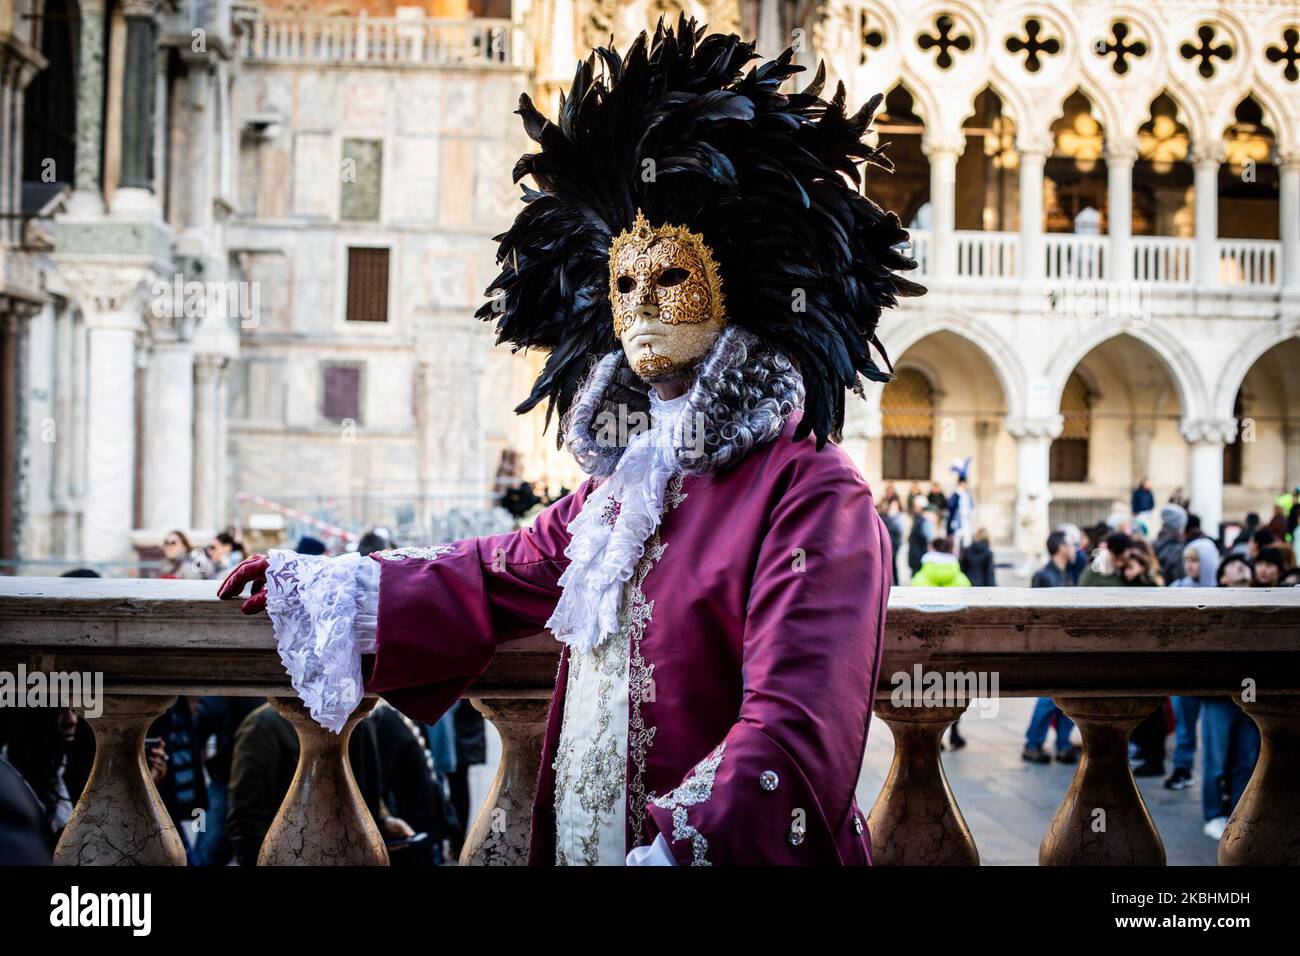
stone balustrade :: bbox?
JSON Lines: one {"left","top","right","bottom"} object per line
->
{"left": 907, "top": 229, "right": 1282, "bottom": 291}
{"left": 238, "top": 14, "right": 528, "bottom": 70}
{"left": 1, "top": 579, "right": 1297, "bottom": 866}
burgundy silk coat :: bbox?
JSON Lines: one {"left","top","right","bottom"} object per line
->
{"left": 364, "top": 414, "right": 891, "bottom": 865}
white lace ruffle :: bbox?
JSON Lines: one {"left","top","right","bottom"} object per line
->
{"left": 264, "top": 550, "right": 381, "bottom": 734}
{"left": 547, "top": 390, "right": 687, "bottom": 654}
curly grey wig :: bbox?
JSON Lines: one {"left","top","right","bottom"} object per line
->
{"left": 563, "top": 326, "right": 805, "bottom": 478}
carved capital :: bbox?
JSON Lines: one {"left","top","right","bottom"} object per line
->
{"left": 1005, "top": 415, "right": 1064, "bottom": 440}
{"left": 1104, "top": 138, "right": 1140, "bottom": 165}
{"left": 0, "top": 36, "right": 50, "bottom": 91}
{"left": 1015, "top": 133, "right": 1054, "bottom": 159}
{"left": 1277, "top": 147, "right": 1300, "bottom": 171}
{"left": 1191, "top": 142, "right": 1226, "bottom": 168}
{"left": 1180, "top": 417, "right": 1237, "bottom": 446}
{"left": 121, "top": 0, "right": 163, "bottom": 20}
{"left": 193, "top": 353, "right": 229, "bottom": 383}
{"left": 54, "top": 261, "right": 155, "bottom": 324}
{"left": 922, "top": 130, "right": 967, "bottom": 160}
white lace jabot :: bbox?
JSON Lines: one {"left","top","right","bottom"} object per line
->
{"left": 546, "top": 390, "right": 688, "bottom": 654}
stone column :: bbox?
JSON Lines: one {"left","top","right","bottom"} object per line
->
{"left": 0, "top": 302, "right": 39, "bottom": 562}
{"left": 539, "top": 0, "right": 576, "bottom": 104}
{"left": 47, "top": 299, "right": 81, "bottom": 556}
{"left": 192, "top": 355, "right": 228, "bottom": 531}
{"left": 1106, "top": 141, "right": 1137, "bottom": 284}
{"left": 0, "top": 35, "right": 46, "bottom": 245}
{"left": 1192, "top": 144, "right": 1224, "bottom": 289}
{"left": 1017, "top": 138, "right": 1050, "bottom": 283}
{"left": 66, "top": 269, "right": 148, "bottom": 564}
{"left": 974, "top": 419, "right": 997, "bottom": 514}
{"left": 1181, "top": 418, "right": 1237, "bottom": 537}
{"left": 1285, "top": 424, "right": 1300, "bottom": 493}
{"left": 839, "top": 400, "right": 881, "bottom": 482}
{"left": 140, "top": 317, "right": 195, "bottom": 532}
{"left": 757, "top": 0, "right": 783, "bottom": 57}
{"left": 923, "top": 134, "right": 962, "bottom": 281}
{"left": 68, "top": 0, "right": 108, "bottom": 216}
{"left": 1006, "top": 415, "right": 1063, "bottom": 556}
{"left": 1130, "top": 420, "right": 1156, "bottom": 490}
{"left": 1279, "top": 151, "right": 1300, "bottom": 296}
{"left": 112, "top": 0, "right": 161, "bottom": 218}
{"left": 174, "top": 54, "right": 218, "bottom": 262}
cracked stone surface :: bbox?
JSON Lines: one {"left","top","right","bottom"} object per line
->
{"left": 54, "top": 694, "right": 187, "bottom": 866}
{"left": 258, "top": 697, "right": 388, "bottom": 866}
{"left": 1219, "top": 695, "right": 1300, "bottom": 866}
{"left": 1039, "top": 696, "right": 1166, "bottom": 865}
{"left": 460, "top": 698, "right": 550, "bottom": 867}
{"left": 867, "top": 700, "right": 979, "bottom": 866}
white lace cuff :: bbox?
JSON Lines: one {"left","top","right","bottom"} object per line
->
{"left": 264, "top": 549, "right": 381, "bottom": 734}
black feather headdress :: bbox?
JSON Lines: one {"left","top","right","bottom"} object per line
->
{"left": 475, "top": 14, "right": 925, "bottom": 447}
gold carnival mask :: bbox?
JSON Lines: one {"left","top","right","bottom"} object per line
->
{"left": 608, "top": 210, "right": 727, "bottom": 381}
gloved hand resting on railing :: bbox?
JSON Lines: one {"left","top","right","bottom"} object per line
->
{"left": 217, "top": 554, "right": 271, "bottom": 615}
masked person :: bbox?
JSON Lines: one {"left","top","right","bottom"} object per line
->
{"left": 220, "top": 17, "right": 921, "bottom": 866}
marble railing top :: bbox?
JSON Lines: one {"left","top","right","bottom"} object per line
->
{"left": 1, "top": 579, "right": 1297, "bottom": 697}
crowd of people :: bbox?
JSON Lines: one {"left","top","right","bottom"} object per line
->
{"left": 877, "top": 472, "right": 1296, "bottom": 846}
{"left": 1023, "top": 487, "right": 1299, "bottom": 844}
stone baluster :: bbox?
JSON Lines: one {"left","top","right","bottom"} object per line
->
{"left": 1219, "top": 695, "right": 1300, "bottom": 866}
{"left": 460, "top": 698, "right": 551, "bottom": 866}
{"left": 258, "top": 697, "right": 388, "bottom": 865}
{"left": 866, "top": 700, "right": 978, "bottom": 865}
{"left": 55, "top": 694, "right": 186, "bottom": 866}
{"left": 1040, "top": 697, "right": 1165, "bottom": 865}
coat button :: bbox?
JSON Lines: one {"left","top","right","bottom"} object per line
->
{"left": 853, "top": 814, "right": 864, "bottom": 835}
{"left": 759, "top": 770, "right": 779, "bottom": 792}
{"left": 788, "top": 827, "right": 805, "bottom": 847}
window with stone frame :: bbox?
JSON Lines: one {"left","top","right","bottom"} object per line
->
{"left": 340, "top": 138, "right": 383, "bottom": 221}
{"left": 322, "top": 363, "right": 364, "bottom": 424}
{"left": 345, "top": 246, "right": 390, "bottom": 323}
{"left": 882, "top": 367, "right": 934, "bottom": 480}
{"left": 1050, "top": 372, "right": 1091, "bottom": 482}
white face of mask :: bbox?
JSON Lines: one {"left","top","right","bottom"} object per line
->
{"left": 617, "top": 303, "right": 725, "bottom": 384}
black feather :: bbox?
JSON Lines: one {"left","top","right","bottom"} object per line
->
{"left": 476, "top": 14, "right": 924, "bottom": 448}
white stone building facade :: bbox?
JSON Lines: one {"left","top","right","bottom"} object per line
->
{"left": 3, "top": 0, "right": 1298, "bottom": 568}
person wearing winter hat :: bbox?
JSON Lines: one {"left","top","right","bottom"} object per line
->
{"left": 1153, "top": 503, "right": 1188, "bottom": 586}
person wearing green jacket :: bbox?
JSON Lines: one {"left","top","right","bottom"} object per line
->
{"left": 910, "top": 536, "right": 973, "bottom": 588}
{"left": 911, "top": 537, "right": 971, "bottom": 749}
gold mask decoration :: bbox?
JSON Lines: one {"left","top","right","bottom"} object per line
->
{"left": 608, "top": 210, "right": 726, "bottom": 381}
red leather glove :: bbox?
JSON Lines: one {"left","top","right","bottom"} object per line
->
{"left": 217, "top": 554, "right": 271, "bottom": 615}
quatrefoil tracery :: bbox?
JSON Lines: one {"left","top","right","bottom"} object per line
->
{"left": 1179, "top": 23, "right": 1233, "bottom": 79}
{"left": 1265, "top": 27, "right": 1300, "bottom": 83}
{"left": 917, "top": 14, "right": 972, "bottom": 70}
{"left": 1095, "top": 21, "right": 1147, "bottom": 76}
{"left": 1005, "top": 18, "right": 1061, "bottom": 73}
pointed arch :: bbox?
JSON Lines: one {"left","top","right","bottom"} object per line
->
{"left": 1212, "top": 319, "right": 1300, "bottom": 420}
{"left": 1044, "top": 319, "right": 1209, "bottom": 422}
{"left": 874, "top": 311, "right": 1028, "bottom": 420}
